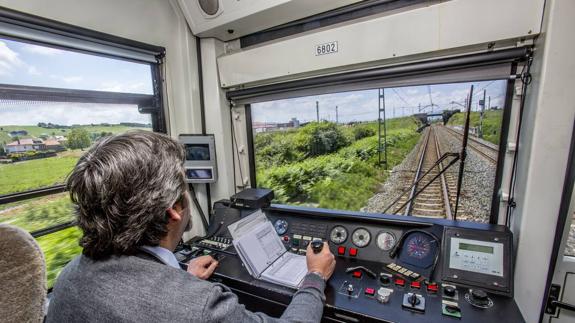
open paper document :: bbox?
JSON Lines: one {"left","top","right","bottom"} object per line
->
{"left": 228, "top": 210, "right": 307, "bottom": 289}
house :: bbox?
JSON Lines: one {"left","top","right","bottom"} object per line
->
{"left": 5, "top": 138, "right": 46, "bottom": 154}
{"left": 43, "top": 139, "right": 66, "bottom": 152}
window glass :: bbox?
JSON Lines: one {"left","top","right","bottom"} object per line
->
{"left": 0, "top": 101, "right": 152, "bottom": 196}
{"left": 0, "top": 38, "right": 153, "bottom": 94}
{"left": 251, "top": 80, "right": 507, "bottom": 223}
{"left": 565, "top": 212, "right": 575, "bottom": 257}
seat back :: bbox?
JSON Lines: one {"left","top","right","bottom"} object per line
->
{"left": 0, "top": 224, "right": 46, "bottom": 323}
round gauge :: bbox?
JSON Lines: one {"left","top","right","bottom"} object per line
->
{"left": 352, "top": 228, "right": 371, "bottom": 248}
{"left": 329, "top": 226, "right": 348, "bottom": 244}
{"left": 273, "top": 219, "right": 288, "bottom": 235}
{"left": 406, "top": 234, "right": 432, "bottom": 259}
{"left": 376, "top": 232, "right": 396, "bottom": 251}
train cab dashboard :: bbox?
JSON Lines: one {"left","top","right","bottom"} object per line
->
{"left": 176, "top": 201, "right": 523, "bottom": 323}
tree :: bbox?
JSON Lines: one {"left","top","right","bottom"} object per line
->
{"left": 67, "top": 128, "right": 91, "bottom": 150}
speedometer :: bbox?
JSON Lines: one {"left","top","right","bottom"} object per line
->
{"left": 376, "top": 232, "right": 396, "bottom": 251}
{"left": 329, "top": 226, "right": 348, "bottom": 244}
{"left": 352, "top": 228, "right": 371, "bottom": 248}
{"left": 273, "top": 219, "right": 288, "bottom": 235}
{"left": 406, "top": 234, "right": 431, "bottom": 259}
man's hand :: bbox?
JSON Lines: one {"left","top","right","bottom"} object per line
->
{"left": 187, "top": 255, "right": 218, "bottom": 280}
{"left": 306, "top": 242, "right": 336, "bottom": 280}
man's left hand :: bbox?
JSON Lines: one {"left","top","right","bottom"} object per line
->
{"left": 187, "top": 255, "right": 218, "bottom": 279}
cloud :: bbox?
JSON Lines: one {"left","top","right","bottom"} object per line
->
{"left": 27, "top": 65, "right": 41, "bottom": 76}
{"left": 22, "top": 44, "right": 64, "bottom": 56}
{"left": 49, "top": 74, "right": 83, "bottom": 84}
{"left": 97, "top": 81, "right": 149, "bottom": 94}
{"left": 0, "top": 41, "right": 23, "bottom": 75}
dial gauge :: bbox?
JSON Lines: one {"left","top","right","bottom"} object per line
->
{"left": 376, "top": 232, "right": 397, "bottom": 251}
{"left": 329, "top": 226, "right": 348, "bottom": 244}
{"left": 406, "top": 234, "right": 431, "bottom": 259}
{"left": 273, "top": 219, "right": 288, "bottom": 235}
{"left": 352, "top": 228, "right": 371, "bottom": 248}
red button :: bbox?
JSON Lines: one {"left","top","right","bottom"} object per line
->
{"left": 426, "top": 282, "right": 439, "bottom": 293}
{"left": 395, "top": 278, "right": 405, "bottom": 286}
{"left": 353, "top": 271, "right": 362, "bottom": 278}
{"left": 410, "top": 281, "right": 421, "bottom": 289}
{"left": 365, "top": 287, "right": 375, "bottom": 296}
{"left": 349, "top": 248, "right": 358, "bottom": 257}
{"left": 337, "top": 246, "right": 346, "bottom": 255}
{"left": 283, "top": 236, "right": 289, "bottom": 242}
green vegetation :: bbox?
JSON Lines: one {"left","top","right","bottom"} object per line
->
{"left": 0, "top": 150, "right": 82, "bottom": 195}
{"left": 255, "top": 117, "right": 421, "bottom": 210}
{"left": 67, "top": 128, "right": 91, "bottom": 150}
{"left": 0, "top": 193, "right": 81, "bottom": 287}
{"left": 447, "top": 110, "right": 503, "bottom": 145}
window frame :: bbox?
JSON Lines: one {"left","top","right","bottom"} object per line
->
{"left": 0, "top": 18, "right": 166, "bottom": 237}
{"left": 236, "top": 51, "right": 529, "bottom": 225}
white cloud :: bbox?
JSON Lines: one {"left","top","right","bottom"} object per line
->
{"left": 27, "top": 65, "right": 41, "bottom": 76}
{"left": 49, "top": 74, "right": 83, "bottom": 84}
{"left": 97, "top": 81, "right": 148, "bottom": 94}
{"left": 22, "top": 44, "right": 64, "bottom": 56}
{"left": 0, "top": 41, "right": 23, "bottom": 75}
{"left": 0, "top": 102, "right": 150, "bottom": 126}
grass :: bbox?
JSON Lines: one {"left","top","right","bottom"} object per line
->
{"left": 447, "top": 109, "right": 503, "bottom": 145}
{"left": 0, "top": 193, "right": 81, "bottom": 288}
{"left": 255, "top": 116, "right": 421, "bottom": 211}
{"left": 0, "top": 150, "right": 83, "bottom": 195}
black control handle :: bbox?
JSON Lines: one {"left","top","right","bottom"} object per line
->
{"left": 311, "top": 239, "right": 323, "bottom": 254}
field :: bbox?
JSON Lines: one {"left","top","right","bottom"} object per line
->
{"left": 0, "top": 124, "right": 150, "bottom": 288}
{"left": 0, "top": 124, "right": 147, "bottom": 145}
{"left": 254, "top": 117, "right": 421, "bottom": 210}
{"left": 447, "top": 110, "right": 503, "bottom": 145}
{"left": 0, "top": 193, "right": 80, "bottom": 287}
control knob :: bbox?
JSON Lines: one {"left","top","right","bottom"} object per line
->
{"left": 471, "top": 289, "right": 489, "bottom": 306}
{"left": 444, "top": 285, "right": 456, "bottom": 297}
{"left": 311, "top": 239, "right": 323, "bottom": 254}
{"left": 408, "top": 293, "right": 421, "bottom": 307}
{"left": 379, "top": 274, "right": 391, "bottom": 285}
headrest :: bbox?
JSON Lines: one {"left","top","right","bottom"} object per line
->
{"left": 0, "top": 224, "right": 46, "bottom": 323}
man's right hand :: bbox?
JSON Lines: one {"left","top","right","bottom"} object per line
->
{"left": 187, "top": 255, "right": 218, "bottom": 280}
{"left": 306, "top": 242, "right": 336, "bottom": 280}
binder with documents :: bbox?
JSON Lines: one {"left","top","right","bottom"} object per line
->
{"left": 228, "top": 210, "right": 307, "bottom": 289}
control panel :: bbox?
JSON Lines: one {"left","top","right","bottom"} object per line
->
{"left": 175, "top": 203, "right": 523, "bottom": 322}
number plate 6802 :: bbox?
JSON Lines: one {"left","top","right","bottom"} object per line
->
{"left": 315, "top": 41, "right": 338, "bottom": 56}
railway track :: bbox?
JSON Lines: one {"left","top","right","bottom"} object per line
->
{"left": 390, "top": 125, "right": 459, "bottom": 219}
{"left": 441, "top": 126, "right": 499, "bottom": 164}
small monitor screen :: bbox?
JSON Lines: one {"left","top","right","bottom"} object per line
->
{"left": 186, "top": 168, "right": 213, "bottom": 179}
{"left": 185, "top": 144, "right": 210, "bottom": 161}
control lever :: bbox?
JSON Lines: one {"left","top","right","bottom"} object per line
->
{"left": 345, "top": 266, "right": 377, "bottom": 279}
{"left": 311, "top": 239, "right": 323, "bottom": 254}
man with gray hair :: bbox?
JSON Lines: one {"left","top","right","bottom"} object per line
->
{"left": 47, "top": 130, "right": 336, "bottom": 322}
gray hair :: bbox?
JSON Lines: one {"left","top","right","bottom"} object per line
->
{"left": 67, "top": 130, "right": 188, "bottom": 259}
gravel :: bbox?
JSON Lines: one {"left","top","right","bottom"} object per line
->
{"left": 364, "top": 126, "right": 495, "bottom": 223}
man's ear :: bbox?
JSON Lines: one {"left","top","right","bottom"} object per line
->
{"left": 166, "top": 207, "right": 183, "bottom": 222}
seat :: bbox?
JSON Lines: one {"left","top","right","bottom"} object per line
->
{"left": 0, "top": 224, "right": 46, "bottom": 323}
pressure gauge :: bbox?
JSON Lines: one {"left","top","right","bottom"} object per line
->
{"left": 376, "top": 232, "right": 397, "bottom": 251}
{"left": 352, "top": 228, "right": 371, "bottom": 248}
{"left": 330, "top": 226, "right": 348, "bottom": 244}
{"left": 273, "top": 219, "right": 288, "bottom": 235}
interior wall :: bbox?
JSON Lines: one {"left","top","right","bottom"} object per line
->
{"left": 0, "top": 0, "right": 209, "bottom": 236}
{"left": 511, "top": 0, "right": 575, "bottom": 321}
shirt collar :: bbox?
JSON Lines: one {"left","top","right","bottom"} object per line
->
{"left": 140, "top": 245, "right": 180, "bottom": 269}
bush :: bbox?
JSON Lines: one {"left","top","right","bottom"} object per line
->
{"left": 353, "top": 126, "right": 376, "bottom": 140}
{"left": 294, "top": 122, "right": 350, "bottom": 157}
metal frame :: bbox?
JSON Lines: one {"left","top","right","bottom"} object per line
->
{"left": 539, "top": 118, "right": 575, "bottom": 321}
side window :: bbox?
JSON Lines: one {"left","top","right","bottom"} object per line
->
{"left": 0, "top": 37, "right": 163, "bottom": 288}
{"left": 250, "top": 80, "right": 508, "bottom": 223}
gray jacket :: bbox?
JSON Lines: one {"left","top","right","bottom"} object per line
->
{"left": 46, "top": 254, "right": 326, "bottom": 323}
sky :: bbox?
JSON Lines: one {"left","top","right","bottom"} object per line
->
{"left": 0, "top": 38, "right": 153, "bottom": 126}
{"left": 252, "top": 80, "right": 508, "bottom": 124}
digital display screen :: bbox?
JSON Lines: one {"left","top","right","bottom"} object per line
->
{"left": 186, "top": 168, "right": 213, "bottom": 179}
{"left": 185, "top": 144, "right": 210, "bottom": 161}
{"left": 459, "top": 243, "right": 494, "bottom": 254}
